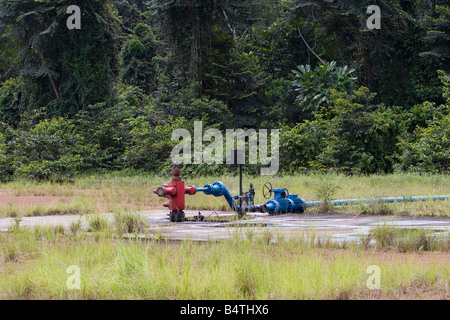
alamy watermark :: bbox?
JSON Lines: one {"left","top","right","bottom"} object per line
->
{"left": 66, "top": 265, "right": 81, "bottom": 290}
{"left": 367, "top": 5, "right": 381, "bottom": 30}
{"left": 366, "top": 265, "right": 381, "bottom": 290}
{"left": 66, "top": 5, "right": 81, "bottom": 30}
{"left": 171, "top": 121, "right": 279, "bottom": 176}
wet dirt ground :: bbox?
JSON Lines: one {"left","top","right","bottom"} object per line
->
{"left": 1, "top": 210, "right": 449, "bottom": 244}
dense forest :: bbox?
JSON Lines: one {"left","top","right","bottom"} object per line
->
{"left": 0, "top": 0, "right": 449, "bottom": 180}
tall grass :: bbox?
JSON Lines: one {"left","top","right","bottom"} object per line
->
{"left": 0, "top": 229, "right": 448, "bottom": 300}
{"left": 24, "top": 201, "right": 93, "bottom": 217}
{"left": 113, "top": 212, "right": 147, "bottom": 236}
{"left": 0, "top": 203, "right": 20, "bottom": 218}
{"left": 372, "top": 224, "right": 450, "bottom": 252}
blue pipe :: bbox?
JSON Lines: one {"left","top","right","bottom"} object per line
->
{"left": 196, "top": 182, "right": 266, "bottom": 213}
{"left": 306, "top": 195, "right": 450, "bottom": 208}
{"left": 196, "top": 182, "right": 449, "bottom": 215}
{"left": 197, "top": 182, "right": 239, "bottom": 211}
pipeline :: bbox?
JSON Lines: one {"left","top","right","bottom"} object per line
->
{"left": 306, "top": 195, "right": 450, "bottom": 208}
{"left": 196, "top": 182, "right": 449, "bottom": 215}
{"left": 154, "top": 167, "right": 449, "bottom": 219}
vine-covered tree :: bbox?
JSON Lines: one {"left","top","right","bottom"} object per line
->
{"left": 121, "top": 23, "right": 160, "bottom": 94}
{"left": 0, "top": 0, "right": 119, "bottom": 117}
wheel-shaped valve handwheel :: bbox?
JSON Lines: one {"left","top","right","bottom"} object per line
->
{"left": 263, "top": 182, "right": 273, "bottom": 199}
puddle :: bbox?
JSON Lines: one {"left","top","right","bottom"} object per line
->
{"left": 198, "top": 222, "right": 273, "bottom": 228}
{"left": 2, "top": 209, "right": 448, "bottom": 244}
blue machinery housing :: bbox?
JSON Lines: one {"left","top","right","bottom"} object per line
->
{"left": 195, "top": 181, "right": 450, "bottom": 215}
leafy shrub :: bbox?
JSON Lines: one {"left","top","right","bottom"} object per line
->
{"left": 279, "top": 87, "right": 407, "bottom": 174}
{"left": 121, "top": 115, "right": 191, "bottom": 173}
{"left": 398, "top": 112, "right": 450, "bottom": 172}
{"left": 315, "top": 89, "right": 407, "bottom": 174}
{"left": 10, "top": 117, "right": 96, "bottom": 180}
{"left": 70, "top": 219, "right": 83, "bottom": 235}
{"left": 279, "top": 120, "right": 327, "bottom": 173}
{"left": 121, "top": 24, "right": 159, "bottom": 94}
{"left": 75, "top": 85, "right": 154, "bottom": 170}
{"left": 397, "top": 72, "right": 450, "bottom": 173}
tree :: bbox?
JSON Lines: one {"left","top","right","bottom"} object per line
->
{"left": 421, "top": 4, "right": 450, "bottom": 73}
{"left": 288, "top": 0, "right": 443, "bottom": 107}
{"left": 121, "top": 23, "right": 160, "bottom": 94}
{"left": 0, "top": 0, "right": 120, "bottom": 116}
{"left": 203, "top": 30, "right": 262, "bottom": 127}
{"left": 150, "top": 0, "right": 218, "bottom": 83}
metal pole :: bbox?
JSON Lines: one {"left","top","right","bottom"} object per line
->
{"left": 239, "top": 163, "right": 243, "bottom": 217}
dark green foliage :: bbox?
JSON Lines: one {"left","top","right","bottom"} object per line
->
{"left": 398, "top": 71, "right": 450, "bottom": 172}
{"left": 315, "top": 89, "right": 407, "bottom": 174}
{"left": 0, "top": 0, "right": 449, "bottom": 178}
{"left": 421, "top": 4, "right": 450, "bottom": 73}
{"left": 9, "top": 117, "right": 95, "bottom": 180}
{"left": 398, "top": 111, "right": 449, "bottom": 173}
{"left": 0, "top": 77, "right": 23, "bottom": 127}
{"left": 292, "top": 61, "right": 357, "bottom": 112}
{"left": 110, "top": 0, "right": 146, "bottom": 36}
{"left": 1, "top": 0, "right": 119, "bottom": 116}
{"left": 121, "top": 115, "right": 190, "bottom": 173}
{"left": 121, "top": 23, "right": 160, "bottom": 94}
{"left": 0, "top": 126, "right": 13, "bottom": 179}
{"left": 150, "top": 0, "right": 219, "bottom": 83}
{"left": 203, "top": 31, "right": 262, "bottom": 127}
{"left": 75, "top": 85, "right": 156, "bottom": 170}
{"left": 280, "top": 87, "right": 408, "bottom": 174}
{"left": 288, "top": 0, "right": 445, "bottom": 107}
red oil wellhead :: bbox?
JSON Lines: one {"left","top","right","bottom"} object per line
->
{"left": 153, "top": 166, "right": 196, "bottom": 222}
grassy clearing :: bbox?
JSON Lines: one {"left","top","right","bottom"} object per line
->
{"left": 1, "top": 173, "right": 447, "bottom": 300}
{"left": 0, "top": 173, "right": 448, "bottom": 218}
{"left": 0, "top": 228, "right": 448, "bottom": 300}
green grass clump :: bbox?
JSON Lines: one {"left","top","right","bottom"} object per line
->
{"left": 0, "top": 203, "right": 20, "bottom": 218}
{"left": 113, "top": 212, "right": 147, "bottom": 235}
{"left": 314, "top": 179, "right": 341, "bottom": 213}
{"left": 70, "top": 219, "right": 83, "bottom": 235}
{"left": 8, "top": 217, "right": 22, "bottom": 233}
{"left": 87, "top": 215, "right": 109, "bottom": 233}
{"left": 33, "top": 224, "right": 66, "bottom": 240}
{"left": 372, "top": 224, "right": 448, "bottom": 252}
{"left": 360, "top": 201, "right": 395, "bottom": 216}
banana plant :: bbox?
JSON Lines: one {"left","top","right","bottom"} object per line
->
{"left": 292, "top": 61, "right": 356, "bottom": 111}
